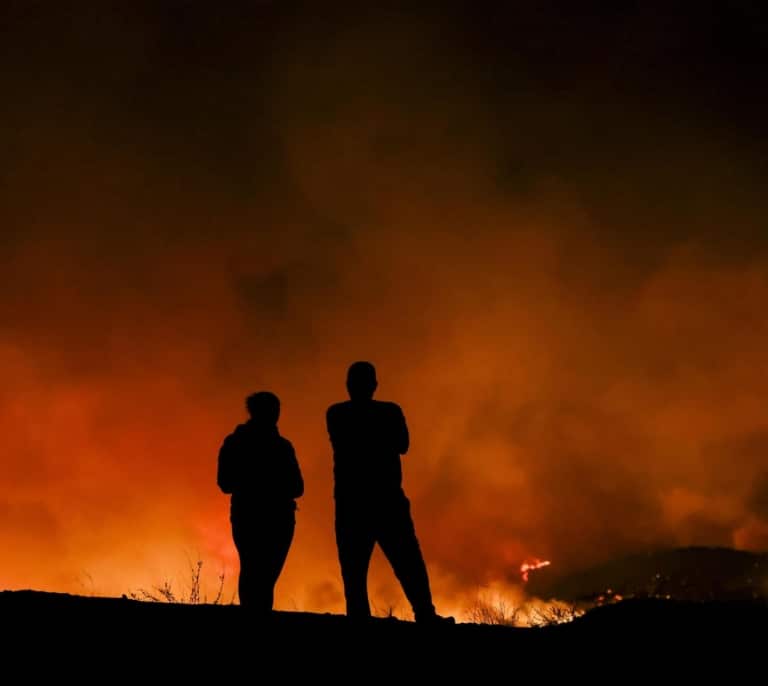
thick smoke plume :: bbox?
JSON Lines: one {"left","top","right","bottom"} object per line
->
{"left": 2, "top": 4, "right": 767, "bottom": 612}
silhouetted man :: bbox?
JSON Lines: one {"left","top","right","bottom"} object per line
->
{"left": 326, "top": 361, "right": 453, "bottom": 624}
{"left": 217, "top": 391, "right": 304, "bottom": 613}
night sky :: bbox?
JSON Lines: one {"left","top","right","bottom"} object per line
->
{"left": 2, "top": 2, "right": 767, "bottom": 614}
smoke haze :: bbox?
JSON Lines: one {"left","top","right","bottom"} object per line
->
{"left": 2, "top": 3, "right": 767, "bottom": 612}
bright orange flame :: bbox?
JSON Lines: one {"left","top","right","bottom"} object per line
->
{"left": 520, "top": 558, "right": 551, "bottom": 583}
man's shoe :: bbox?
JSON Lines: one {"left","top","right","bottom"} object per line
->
{"left": 415, "top": 612, "right": 455, "bottom": 626}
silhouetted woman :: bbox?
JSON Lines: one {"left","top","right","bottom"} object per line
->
{"left": 217, "top": 391, "right": 304, "bottom": 612}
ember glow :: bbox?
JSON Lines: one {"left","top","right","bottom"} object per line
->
{"left": 2, "top": 5, "right": 768, "bottom": 615}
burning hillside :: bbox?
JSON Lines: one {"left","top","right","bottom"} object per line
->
{"left": 526, "top": 547, "right": 768, "bottom": 603}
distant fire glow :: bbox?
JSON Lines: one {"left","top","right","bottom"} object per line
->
{"left": 520, "top": 559, "right": 551, "bottom": 583}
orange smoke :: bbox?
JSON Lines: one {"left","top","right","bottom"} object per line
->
{"left": 1, "top": 5, "right": 768, "bottom": 616}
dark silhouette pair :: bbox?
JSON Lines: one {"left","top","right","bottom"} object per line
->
{"left": 217, "top": 361, "right": 453, "bottom": 625}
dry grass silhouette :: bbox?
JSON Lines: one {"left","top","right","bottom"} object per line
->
{"left": 466, "top": 596, "right": 520, "bottom": 626}
{"left": 127, "top": 559, "right": 230, "bottom": 604}
{"left": 526, "top": 602, "right": 582, "bottom": 627}
{"left": 466, "top": 592, "right": 584, "bottom": 627}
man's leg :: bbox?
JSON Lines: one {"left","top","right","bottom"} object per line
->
{"left": 335, "top": 505, "right": 375, "bottom": 619}
{"left": 377, "top": 497, "right": 439, "bottom": 621}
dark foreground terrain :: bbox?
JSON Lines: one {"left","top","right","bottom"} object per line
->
{"left": 1, "top": 591, "right": 765, "bottom": 676}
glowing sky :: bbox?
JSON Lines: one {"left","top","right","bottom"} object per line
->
{"left": 2, "top": 3, "right": 767, "bottom": 614}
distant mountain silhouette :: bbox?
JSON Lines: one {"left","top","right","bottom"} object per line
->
{"left": 527, "top": 547, "right": 768, "bottom": 602}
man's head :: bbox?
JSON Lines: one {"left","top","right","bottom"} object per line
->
{"left": 245, "top": 391, "right": 280, "bottom": 425}
{"left": 346, "top": 361, "right": 377, "bottom": 401}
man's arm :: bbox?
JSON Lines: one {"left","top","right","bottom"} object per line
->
{"left": 393, "top": 404, "right": 409, "bottom": 455}
{"left": 326, "top": 405, "right": 341, "bottom": 453}
{"left": 284, "top": 440, "right": 304, "bottom": 499}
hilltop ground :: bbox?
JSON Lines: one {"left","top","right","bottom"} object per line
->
{"left": 1, "top": 590, "right": 765, "bottom": 676}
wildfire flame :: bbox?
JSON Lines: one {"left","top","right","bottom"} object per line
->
{"left": 520, "top": 558, "right": 551, "bottom": 583}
